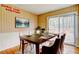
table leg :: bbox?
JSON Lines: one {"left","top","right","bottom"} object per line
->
{"left": 36, "top": 44, "right": 39, "bottom": 54}
{"left": 22, "top": 40, "right": 24, "bottom": 54}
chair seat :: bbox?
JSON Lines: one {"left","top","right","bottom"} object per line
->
{"left": 41, "top": 37, "right": 61, "bottom": 54}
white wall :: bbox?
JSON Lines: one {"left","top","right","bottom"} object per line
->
{"left": 0, "top": 32, "right": 20, "bottom": 51}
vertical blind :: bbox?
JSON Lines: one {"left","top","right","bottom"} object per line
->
{"left": 48, "top": 13, "right": 76, "bottom": 45}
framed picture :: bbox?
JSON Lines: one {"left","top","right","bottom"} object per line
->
{"left": 15, "top": 17, "right": 29, "bottom": 28}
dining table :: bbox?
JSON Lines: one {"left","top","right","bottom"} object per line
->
{"left": 20, "top": 33, "right": 58, "bottom": 54}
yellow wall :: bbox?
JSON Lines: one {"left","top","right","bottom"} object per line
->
{"left": 0, "top": 4, "right": 79, "bottom": 47}
{"left": 0, "top": 4, "right": 38, "bottom": 32}
{"left": 0, "top": 4, "right": 78, "bottom": 33}
{"left": 38, "top": 5, "right": 78, "bottom": 29}
{"left": 38, "top": 5, "right": 79, "bottom": 47}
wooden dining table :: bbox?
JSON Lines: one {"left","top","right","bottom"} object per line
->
{"left": 20, "top": 33, "right": 58, "bottom": 54}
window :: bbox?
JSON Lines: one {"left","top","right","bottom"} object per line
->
{"left": 48, "top": 13, "right": 76, "bottom": 45}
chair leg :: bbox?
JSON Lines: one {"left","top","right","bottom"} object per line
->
{"left": 30, "top": 43, "right": 34, "bottom": 53}
{"left": 19, "top": 41, "right": 22, "bottom": 50}
{"left": 61, "top": 48, "right": 64, "bottom": 54}
{"left": 57, "top": 49, "right": 61, "bottom": 54}
{"left": 60, "top": 45, "right": 64, "bottom": 54}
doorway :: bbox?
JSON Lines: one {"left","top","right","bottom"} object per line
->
{"left": 47, "top": 13, "right": 77, "bottom": 46}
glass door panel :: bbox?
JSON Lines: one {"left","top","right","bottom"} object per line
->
{"left": 63, "top": 15, "right": 75, "bottom": 45}
{"left": 48, "top": 17, "right": 59, "bottom": 34}
{"left": 48, "top": 14, "right": 76, "bottom": 45}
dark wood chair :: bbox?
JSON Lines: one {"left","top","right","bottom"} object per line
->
{"left": 19, "top": 33, "right": 28, "bottom": 52}
{"left": 19, "top": 38, "right": 28, "bottom": 50}
{"left": 60, "top": 34, "right": 66, "bottom": 54}
{"left": 41, "top": 37, "right": 61, "bottom": 54}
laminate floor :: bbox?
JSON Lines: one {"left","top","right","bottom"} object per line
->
{"left": 0, "top": 44, "right": 79, "bottom": 54}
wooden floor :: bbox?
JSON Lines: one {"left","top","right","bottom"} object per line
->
{"left": 0, "top": 44, "right": 79, "bottom": 54}
{"left": 0, "top": 46, "right": 19, "bottom": 54}
{"left": 63, "top": 44, "right": 79, "bottom": 54}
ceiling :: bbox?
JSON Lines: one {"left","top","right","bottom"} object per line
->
{"left": 14, "top": 4, "right": 74, "bottom": 15}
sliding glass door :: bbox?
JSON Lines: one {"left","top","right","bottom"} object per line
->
{"left": 48, "top": 13, "right": 76, "bottom": 45}
{"left": 60, "top": 15, "right": 75, "bottom": 45}
{"left": 48, "top": 17, "right": 59, "bottom": 33}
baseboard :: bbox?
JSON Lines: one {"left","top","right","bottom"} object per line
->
{"left": 64, "top": 43, "right": 79, "bottom": 48}
{"left": 64, "top": 43, "right": 75, "bottom": 47}
{"left": 75, "top": 45, "right": 79, "bottom": 48}
{"left": 0, "top": 45, "right": 19, "bottom": 54}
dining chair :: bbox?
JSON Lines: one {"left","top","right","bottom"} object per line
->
{"left": 41, "top": 37, "right": 61, "bottom": 54}
{"left": 19, "top": 37, "right": 28, "bottom": 50}
{"left": 19, "top": 33, "right": 28, "bottom": 52}
{"left": 39, "top": 34, "right": 59, "bottom": 53}
{"left": 60, "top": 34, "right": 66, "bottom": 54}
{"left": 19, "top": 32, "right": 35, "bottom": 54}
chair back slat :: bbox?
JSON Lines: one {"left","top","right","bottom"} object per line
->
{"left": 60, "top": 34, "right": 66, "bottom": 46}
{"left": 50, "top": 38, "right": 61, "bottom": 53}
{"left": 60, "top": 34, "right": 66, "bottom": 53}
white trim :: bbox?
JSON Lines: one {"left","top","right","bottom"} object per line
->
{"left": 48, "top": 12, "right": 78, "bottom": 18}
{"left": 75, "top": 12, "right": 79, "bottom": 47}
